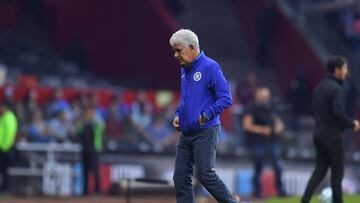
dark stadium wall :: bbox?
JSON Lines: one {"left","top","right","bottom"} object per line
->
{"left": 43, "top": 0, "right": 180, "bottom": 89}
{"left": 0, "top": 1, "right": 18, "bottom": 30}
{"left": 233, "top": 0, "right": 325, "bottom": 93}
{"left": 271, "top": 9, "right": 326, "bottom": 92}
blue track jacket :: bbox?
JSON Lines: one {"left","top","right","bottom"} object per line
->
{"left": 175, "top": 52, "right": 233, "bottom": 133}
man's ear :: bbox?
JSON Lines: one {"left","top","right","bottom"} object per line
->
{"left": 189, "top": 44, "right": 195, "bottom": 50}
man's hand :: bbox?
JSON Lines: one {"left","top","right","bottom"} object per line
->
{"left": 354, "top": 120, "right": 360, "bottom": 132}
{"left": 198, "top": 114, "right": 207, "bottom": 126}
{"left": 172, "top": 116, "right": 181, "bottom": 131}
{"left": 274, "top": 117, "right": 285, "bottom": 135}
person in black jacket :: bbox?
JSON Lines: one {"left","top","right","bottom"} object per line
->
{"left": 243, "top": 87, "right": 286, "bottom": 198}
{"left": 77, "top": 103, "right": 104, "bottom": 195}
{"left": 301, "top": 55, "right": 360, "bottom": 203}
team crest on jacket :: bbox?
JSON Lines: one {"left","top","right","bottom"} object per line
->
{"left": 193, "top": 72, "right": 202, "bottom": 81}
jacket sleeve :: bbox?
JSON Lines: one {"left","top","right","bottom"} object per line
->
{"left": 202, "top": 64, "right": 233, "bottom": 120}
{"left": 175, "top": 107, "right": 179, "bottom": 117}
{"left": 331, "top": 87, "right": 355, "bottom": 129}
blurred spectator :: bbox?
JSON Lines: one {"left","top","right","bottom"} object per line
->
{"left": 14, "top": 101, "right": 26, "bottom": 124}
{"left": 14, "top": 101, "right": 27, "bottom": 138}
{"left": 0, "top": 101, "right": 17, "bottom": 192}
{"left": 256, "top": 0, "right": 277, "bottom": 68}
{"left": 68, "top": 95, "right": 82, "bottom": 123}
{"left": 131, "top": 91, "right": 152, "bottom": 129}
{"left": 354, "top": 11, "right": 360, "bottom": 36}
{"left": 81, "top": 93, "right": 107, "bottom": 124}
{"left": 76, "top": 103, "right": 104, "bottom": 195}
{"left": 89, "top": 93, "right": 107, "bottom": 120}
{"left": 0, "top": 85, "right": 249, "bottom": 155}
{"left": 105, "top": 109, "right": 124, "bottom": 140}
{"left": 107, "top": 94, "right": 130, "bottom": 122}
{"left": 104, "top": 94, "right": 132, "bottom": 149}
{"left": 343, "top": 5, "right": 360, "bottom": 39}
{"left": 47, "top": 110, "right": 73, "bottom": 142}
{"left": 339, "top": 7, "right": 355, "bottom": 38}
{"left": 23, "top": 89, "right": 40, "bottom": 116}
{"left": 243, "top": 87, "right": 286, "bottom": 198}
{"left": 28, "top": 110, "right": 51, "bottom": 143}
{"left": 329, "top": 5, "right": 360, "bottom": 51}
{"left": 162, "top": 102, "right": 178, "bottom": 125}
{"left": 48, "top": 88, "right": 70, "bottom": 117}
{"left": 144, "top": 114, "right": 177, "bottom": 152}
{"left": 130, "top": 91, "right": 153, "bottom": 146}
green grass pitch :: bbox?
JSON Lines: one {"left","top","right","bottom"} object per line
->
{"left": 262, "top": 195, "right": 360, "bottom": 203}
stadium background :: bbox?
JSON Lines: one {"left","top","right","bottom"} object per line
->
{"left": 0, "top": 0, "right": 360, "bottom": 202}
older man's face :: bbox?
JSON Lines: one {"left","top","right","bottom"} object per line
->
{"left": 172, "top": 44, "right": 197, "bottom": 67}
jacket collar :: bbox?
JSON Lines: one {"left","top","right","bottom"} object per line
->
{"left": 328, "top": 74, "right": 344, "bottom": 85}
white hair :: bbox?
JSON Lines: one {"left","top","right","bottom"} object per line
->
{"left": 169, "top": 29, "right": 200, "bottom": 52}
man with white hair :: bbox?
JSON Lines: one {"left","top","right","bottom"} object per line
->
{"left": 170, "top": 29, "right": 239, "bottom": 203}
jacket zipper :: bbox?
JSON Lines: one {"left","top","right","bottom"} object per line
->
{"left": 184, "top": 74, "right": 190, "bottom": 130}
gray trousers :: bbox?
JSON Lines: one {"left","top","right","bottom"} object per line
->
{"left": 173, "top": 126, "right": 236, "bottom": 203}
